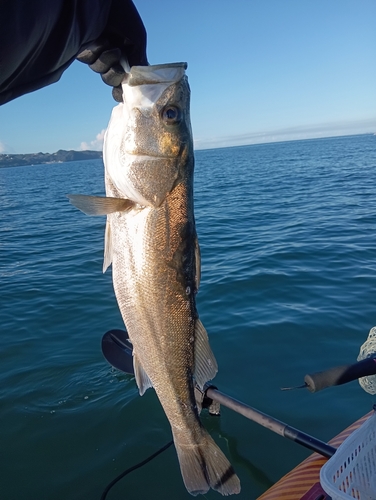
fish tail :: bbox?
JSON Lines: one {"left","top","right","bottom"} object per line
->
{"left": 175, "top": 431, "right": 241, "bottom": 496}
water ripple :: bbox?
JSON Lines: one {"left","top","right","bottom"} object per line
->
{"left": 1, "top": 135, "right": 376, "bottom": 498}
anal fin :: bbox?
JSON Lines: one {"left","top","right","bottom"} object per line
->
{"left": 133, "top": 353, "right": 153, "bottom": 396}
{"left": 103, "top": 220, "right": 112, "bottom": 273}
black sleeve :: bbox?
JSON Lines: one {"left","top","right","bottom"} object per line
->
{"left": 0, "top": 0, "right": 146, "bottom": 105}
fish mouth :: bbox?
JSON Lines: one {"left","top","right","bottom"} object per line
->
{"left": 122, "top": 152, "right": 180, "bottom": 160}
{"left": 122, "top": 142, "right": 186, "bottom": 161}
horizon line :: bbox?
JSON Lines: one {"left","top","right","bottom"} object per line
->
{"left": 1, "top": 122, "right": 375, "bottom": 156}
{"left": 194, "top": 131, "right": 375, "bottom": 152}
{"left": 193, "top": 119, "right": 376, "bottom": 151}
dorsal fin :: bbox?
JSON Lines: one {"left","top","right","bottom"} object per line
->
{"left": 195, "top": 236, "right": 201, "bottom": 289}
{"left": 194, "top": 319, "right": 218, "bottom": 389}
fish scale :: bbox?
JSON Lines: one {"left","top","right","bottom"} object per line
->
{"left": 68, "top": 62, "right": 240, "bottom": 496}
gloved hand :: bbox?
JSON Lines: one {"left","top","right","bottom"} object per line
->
{"left": 76, "top": 0, "right": 148, "bottom": 102}
{"left": 0, "top": 0, "right": 147, "bottom": 106}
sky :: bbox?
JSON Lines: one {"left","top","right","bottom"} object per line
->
{"left": 0, "top": 0, "right": 375, "bottom": 154}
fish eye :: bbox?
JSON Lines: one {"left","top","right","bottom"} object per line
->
{"left": 161, "top": 105, "right": 182, "bottom": 125}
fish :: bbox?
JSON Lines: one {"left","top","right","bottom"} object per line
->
{"left": 68, "top": 62, "right": 240, "bottom": 496}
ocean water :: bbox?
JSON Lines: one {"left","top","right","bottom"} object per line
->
{"left": 1, "top": 134, "right": 376, "bottom": 500}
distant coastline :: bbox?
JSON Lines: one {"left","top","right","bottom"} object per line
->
{"left": 0, "top": 149, "right": 102, "bottom": 168}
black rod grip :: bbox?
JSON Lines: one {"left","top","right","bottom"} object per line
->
{"left": 305, "top": 357, "right": 376, "bottom": 393}
{"left": 284, "top": 426, "right": 336, "bottom": 458}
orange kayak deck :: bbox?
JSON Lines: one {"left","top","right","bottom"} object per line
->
{"left": 257, "top": 412, "right": 372, "bottom": 500}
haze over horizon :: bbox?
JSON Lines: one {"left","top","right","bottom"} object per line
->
{"left": 1, "top": 130, "right": 375, "bottom": 157}
{"left": 0, "top": 0, "right": 375, "bottom": 154}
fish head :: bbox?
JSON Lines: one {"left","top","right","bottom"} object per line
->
{"left": 104, "top": 63, "right": 193, "bottom": 207}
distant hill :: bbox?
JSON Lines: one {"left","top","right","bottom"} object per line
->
{"left": 0, "top": 149, "right": 103, "bottom": 168}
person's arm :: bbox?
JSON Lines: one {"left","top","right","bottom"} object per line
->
{"left": 0, "top": 0, "right": 147, "bottom": 105}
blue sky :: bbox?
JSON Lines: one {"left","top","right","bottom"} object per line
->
{"left": 0, "top": 0, "right": 375, "bottom": 154}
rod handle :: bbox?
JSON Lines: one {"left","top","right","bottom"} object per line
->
{"left": 304, "top": 357, "right": 376, "bottom": 393}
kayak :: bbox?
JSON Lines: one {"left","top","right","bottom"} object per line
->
{"left": 257, "top": 411, "right": 372, "bottom": 500}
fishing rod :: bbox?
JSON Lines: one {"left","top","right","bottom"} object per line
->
{"left": 101, "top": 329, "right": 336, "bottom": 458}
{"left": 102, "top": 328, "right": 376, "bottom": 451}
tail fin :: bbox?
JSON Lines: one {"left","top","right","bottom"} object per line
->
{"left": 175, "top": 431, "right": 241, "bottom": 496}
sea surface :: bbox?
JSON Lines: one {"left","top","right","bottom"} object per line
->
{"left": 1, "top": 134, "right": 376, "bottom": 500}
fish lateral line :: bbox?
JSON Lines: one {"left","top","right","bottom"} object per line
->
{"left": 66, "top": 194, "right": 136, "bottom": 216}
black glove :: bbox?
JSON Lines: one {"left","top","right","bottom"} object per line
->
{"left": 76, "top": 0, "right": 148, "bottom": 102}
{"left": 0, "top": 0, "right": 147, "bottom": 106}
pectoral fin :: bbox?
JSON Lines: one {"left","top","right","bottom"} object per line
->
{"left": 194, "top": 319, "right": 218, "bottom": 389}
{"left": 67, "top": 194, "right": 135, "bottom": 216}
{"left": 133, "top": 353, "right": 153, "bottom": 396}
